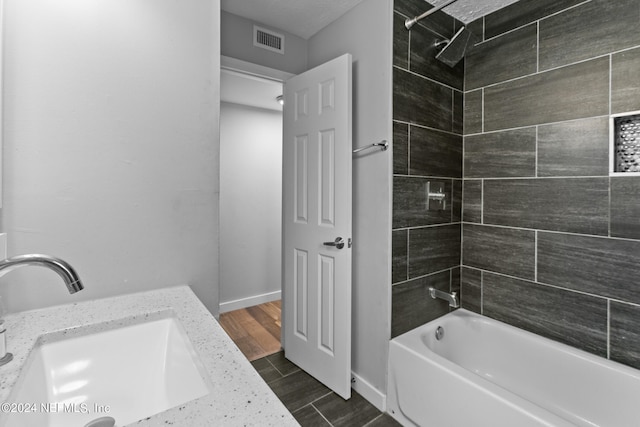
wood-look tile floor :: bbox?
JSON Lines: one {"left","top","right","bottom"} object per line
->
{"left": 253, "top": 351, "right": 401, "bottom": 427}
{"left": 220, "top": 300, "right": 401, "bottom": 427}
{"left": 218, "top": 300, "right": 282, "bottom": 361}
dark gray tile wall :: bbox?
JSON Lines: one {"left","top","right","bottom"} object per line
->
{"left": 483, "top": 273, "right": 608, "bottom": 356}
{"left": 463, "top": 89, "right": 482, "bottom": 135}
{"left": 462, "top": 180, "right": 481, "bottom": 223}
{"left": 462, "top": 224, "right": 535, "bottom": 280}
{"left": 610, "top": 302, "right": 640, "bottom": 369}
{"left": 611, "top": 177, "right": 640, "bottom": 239}
{"left": 393, "top": 122, "right": 408, "bottom": 175}
{"left": 392, "top": 230, "right": 408, "bottom": 284}
{"left": 408, "top": 224, "right": 461, "bottom": 278}
{"left": 392, "top": 270, "right": 457, "bottom": 337}
{"left": 393, "top": 177, "right": 452, "bottom": 228}
{"left": 461, "top": 0, "right": 640, "bottom": 370}
{"left": 612, "top": 47, "right": 640, "bottom": 114}
{"left": 483, "top": 178, "right": 610, "bottom": 235}
{"left": 537, "top": 117, "right": 609, "bottom": 177}
{"left": 464, "top": 128, "right": 536, "bottom": 178}
{"left": 394, "top": 68, "right": 453, "bottom": 132}
{"left": 482, "top": 0, "right": 584, "bottom": 40}
{"left": 460, "top": 267, "right": 481, "bottom": 314}
{"left": 465, "top": 23, "right": 537, "bottom": 91}
{"left": 410, "top": 24, "right": 464, "bottom": 90}
{"left": 392, "top": 0, "right": 464, "bottom": 337}
{"left": 538, "top": 0, "right": 640, "bottom": 71}
{"left": 483, "top": 57, "right": 610, "bottom": 132}
{"left": 409, "top": 126, "right": 462, "bottom": 178}
{"left": 538, "top": 232, "right": 640, "bottom": 304}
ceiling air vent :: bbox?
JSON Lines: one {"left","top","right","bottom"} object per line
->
{"left": 253, "top": 25, "right": 285, "bottom": 54}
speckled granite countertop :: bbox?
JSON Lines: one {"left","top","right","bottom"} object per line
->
{"left": 0, "top": 285, "right": 299, "bottom": 426}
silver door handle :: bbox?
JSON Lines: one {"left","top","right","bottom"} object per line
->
{"left": 323, "top": 237, "right": 345, "bottom": 249}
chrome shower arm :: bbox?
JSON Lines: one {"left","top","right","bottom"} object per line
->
{"left": 405, "top": 0, "right": 460, "bottom": 30}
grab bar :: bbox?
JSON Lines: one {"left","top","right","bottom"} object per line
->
{"left": 353, "top": 140, "right": 388, "bottom": 154}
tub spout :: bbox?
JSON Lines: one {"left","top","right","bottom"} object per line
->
{"left": 0, "top": 254, "right": 84, "bottom": 293}
{"left": 429, "top": 287, "right": 459, "bottom": 308}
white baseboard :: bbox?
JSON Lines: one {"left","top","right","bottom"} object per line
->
{"left": 351, "top": 372, "right": 386, "bottom": 412}
{"left": 219, "top": 290, "right": 281, "bottom": 313}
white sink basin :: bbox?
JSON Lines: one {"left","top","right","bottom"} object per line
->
{"left": 2, "top": 313, "right": 212, "bottom": 427}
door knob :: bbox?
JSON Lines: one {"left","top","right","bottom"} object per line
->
{"left": 323, "top": 237, "right": 345, "bottom": 249}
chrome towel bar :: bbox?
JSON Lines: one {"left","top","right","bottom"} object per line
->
{"left": 352, "top": 140, "right": 388, "bottom": 154}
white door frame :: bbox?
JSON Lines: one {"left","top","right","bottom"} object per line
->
{"left": 221, "top": 56, "right": 294, "bottom": 84}
{"left": 219, "top": 56, "right": 292, "bottom": 345}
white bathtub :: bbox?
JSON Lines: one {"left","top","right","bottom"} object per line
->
{"left": 387, "top": 309, "right": 640, "bottom": 427}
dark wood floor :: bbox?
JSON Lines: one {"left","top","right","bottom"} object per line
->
{"left": 218, "top": 300, "right": 282, "bottom": 361}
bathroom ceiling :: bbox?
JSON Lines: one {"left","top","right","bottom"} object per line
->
{"left": 221, "top": 0, "right": 522, "bottom": 40}
{"left": 220, "top": 0, "right": 365, "bottom": 40}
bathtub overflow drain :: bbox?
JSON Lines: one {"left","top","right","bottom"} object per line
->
{"left": 435, "top": 326, "right": 444, "bottom": 340}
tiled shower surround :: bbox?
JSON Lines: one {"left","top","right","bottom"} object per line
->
{"left": 392, "top": 0, "right": 464, "bottom": 337}
{"left": 392, "top": 0, "right": 640, "bottom": 370}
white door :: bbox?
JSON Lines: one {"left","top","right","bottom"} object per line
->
{"left": 282, "top": 54, "right": 352, "bottom": 399}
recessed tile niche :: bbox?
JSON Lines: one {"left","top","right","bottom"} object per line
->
{"left": 611, "top": 111, "right": 640, "bottom": 175}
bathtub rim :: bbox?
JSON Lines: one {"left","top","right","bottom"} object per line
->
{"left": 391, "top": 308, "right": 640, "bottom": 381}
{"left": 388, "top": 308, "right": 640, "bottom": 427}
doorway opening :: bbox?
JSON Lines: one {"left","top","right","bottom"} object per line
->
{"left": 218, "top": 57, "right": 290, "bottom": 361}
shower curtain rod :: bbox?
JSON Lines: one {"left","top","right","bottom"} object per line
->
{"left": 405, "top": 0, "right": 460, "bottom": 30}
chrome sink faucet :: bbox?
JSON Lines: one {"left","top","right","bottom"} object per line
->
{"left": 0, "top": 254, "right": 84, "bottom": 293}
{"left": 0, "top": 254, "right": 84, "bottom": 366}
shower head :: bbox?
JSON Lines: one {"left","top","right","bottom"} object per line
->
{"left": 435, "top": 26, "right": 477, "bottom": 67}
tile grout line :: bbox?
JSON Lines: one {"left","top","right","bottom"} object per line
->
{"left": 463, "top": 114, "right": 611, "bottom": 137}
{"left": 407, "top": 124, "right": 411, "bottom": 180}
{"left": 607, "top": 299, "right": 611, "bottom": 360}
{"left": 481, "top": 0, "right": 592, "bottom": 45}
{"left": 464, "top": 175, "right": 611, "bottom": 180}
{"left": 394, "top": 173, "right": 463, "bottom": 180}
{"left": 534, "top": 230, "right": 538, "bottom": 282}
{"left": 480, "top": 179, "right": 484, "bottom": 224}
{"left": 608, "top": 53, "right": 612, "bottom": 116}
{"left": 456, "top": 220, "right": 640, "bottom": 244}
{"left": 535, "top": 126, "right": 539, "bottom": 177}
{"left": 465, "top": 265, "right": 640, "bottom": 306}
{"left": 536, "top": 21, "right": 540, "bottom": 73}
{"left": 608, "top": 176, "right": 612, "bottom": 238}
{"left": 394, "top": 118, "right": 464, "bottom": 137}
{"left": 264, "top": 356, "right": 287, "bottom": 378}
{"left": 406, "top": 228, "right": 410, "bottom": 283}
{"left": 481, "top": 88, "right": 485, "bottom": 133}
{"left": 392, "top": 222, "right": 462, "bottom": 233}
{"left": 469, "top": 48, "right": 627, "bottom": 93}
{"left": 480, "top": 270, "right": 484, "bottom": 315}
{"left": 407, "top": 24, "right": 411, "bottom": 70}
{"left": 393, "top": 65, "right": 464, "bottom": 93}
{"left": 363, "top": 414, "right": 385, "bottom": 427}
{"left": 310, "top": 398, "right": 336, "bottom": 426}
{"left": 392, "top": 266, "right": 458, "bottom": 287}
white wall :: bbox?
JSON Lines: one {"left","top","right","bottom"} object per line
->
{"left": 221, "top": 11, "right": 308, "bottom": 75}
{"left": 308, "top": 0, "right": 393, "bottom": 404}
{"left": 219, "top": 102, "right": 282, "bottom": 309}
{"left": 1, "top": 0, "right": 220, "bottom": 314}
